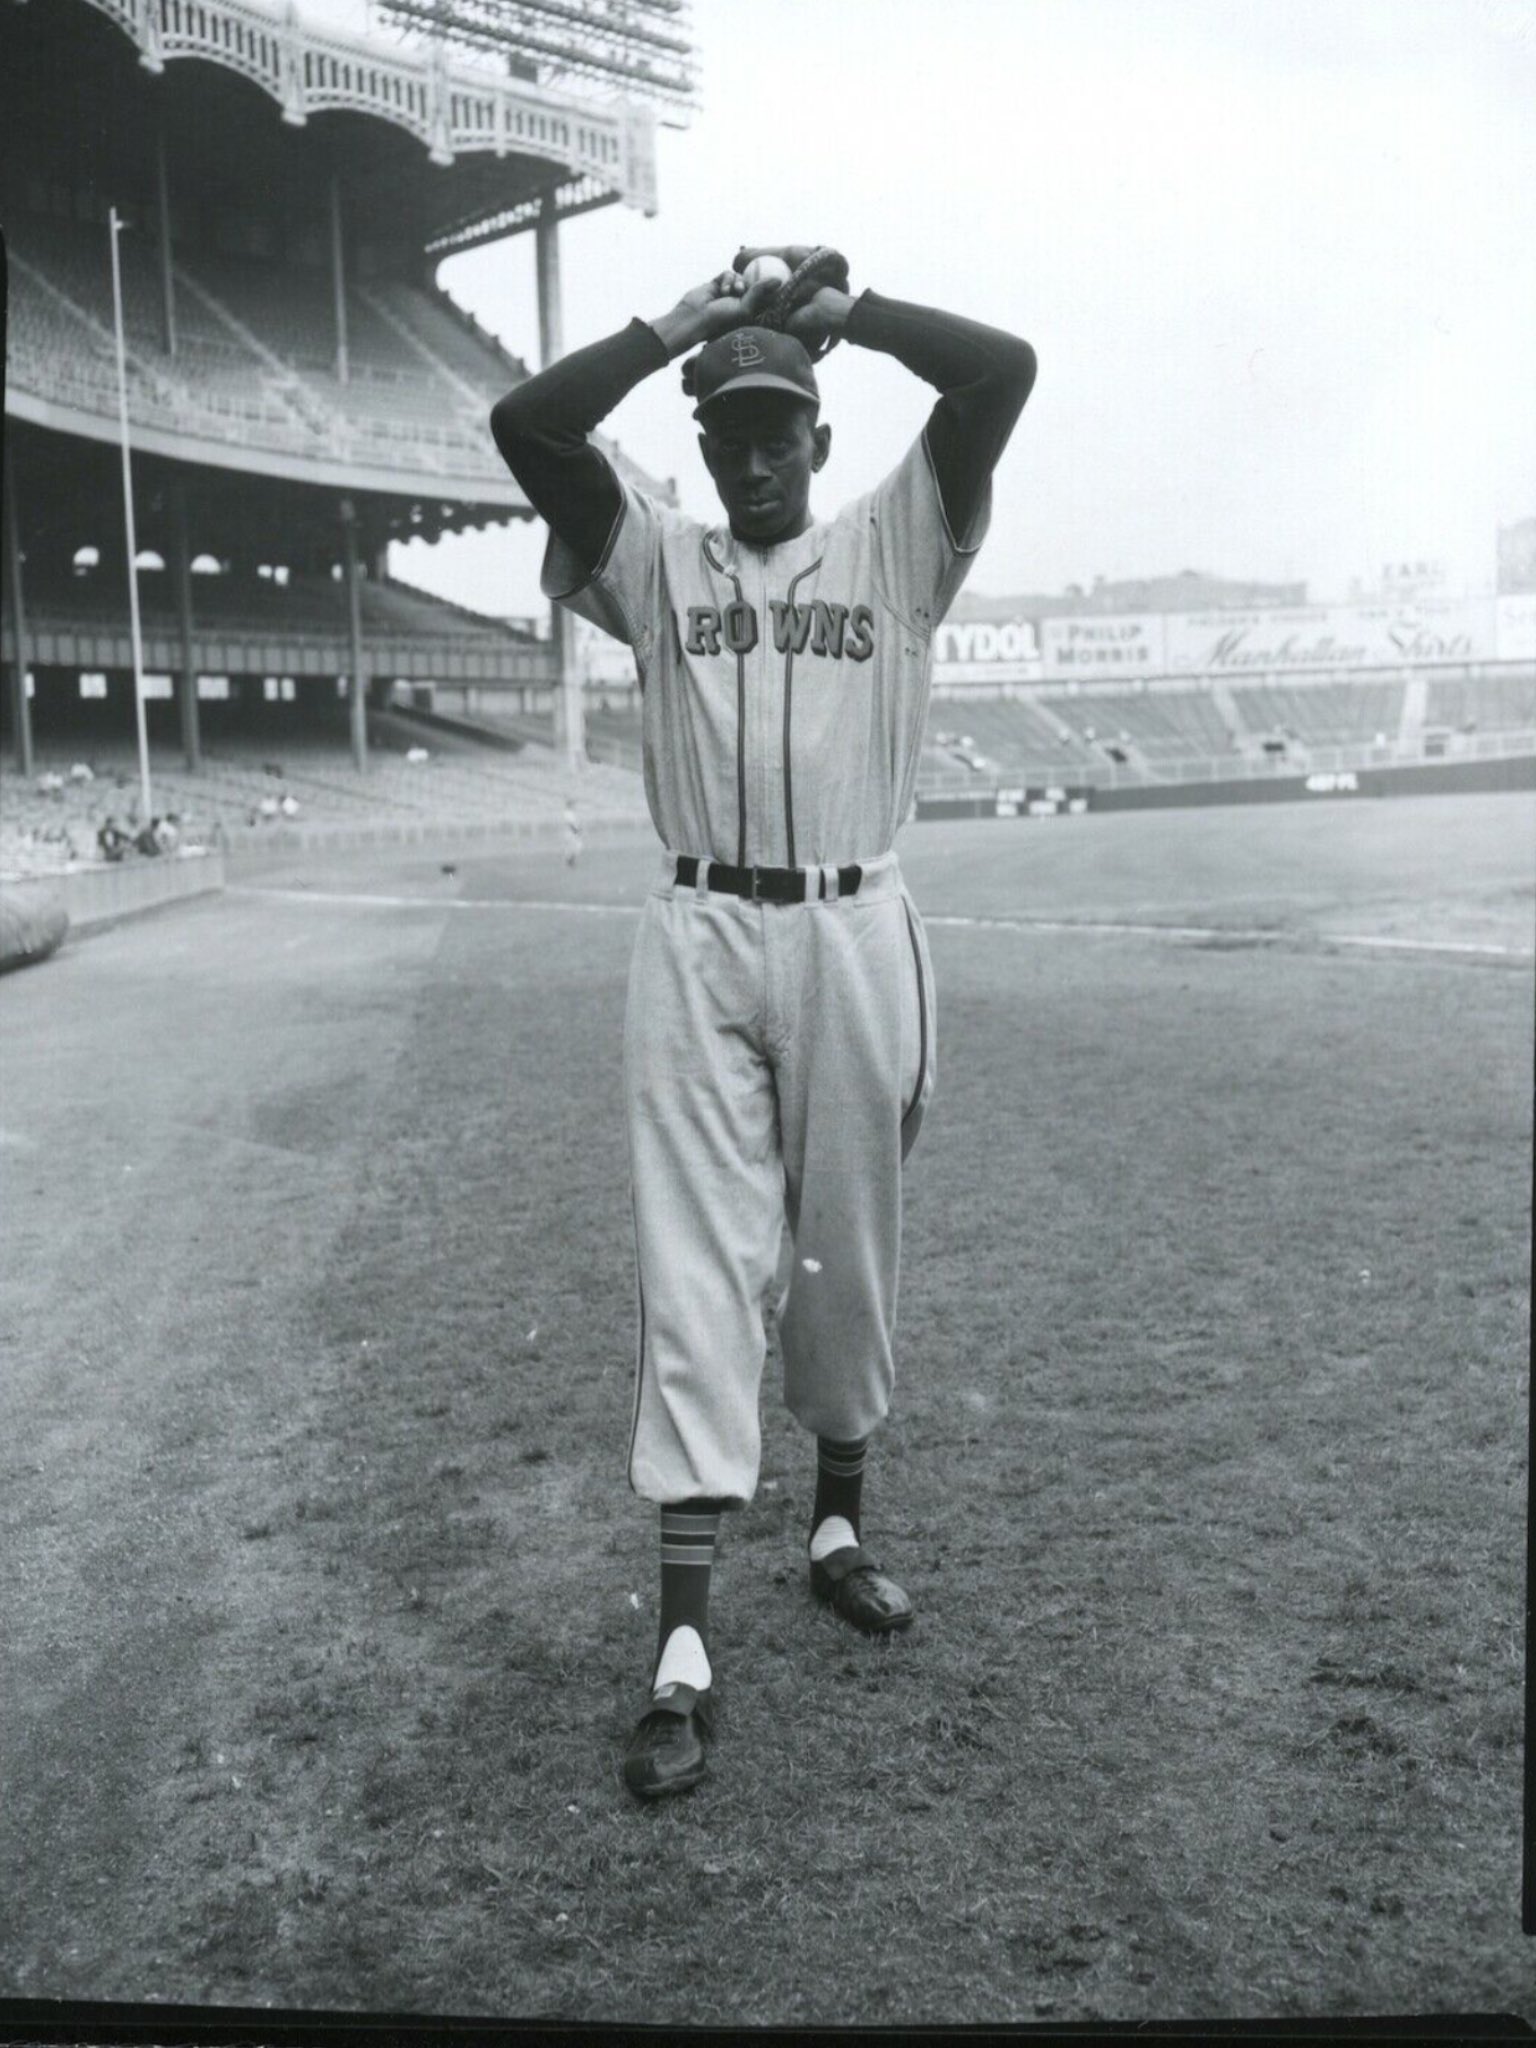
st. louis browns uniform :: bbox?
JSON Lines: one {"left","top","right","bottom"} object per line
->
{"left": 492, "top": 255, "right": 1035, "bottom": 1797}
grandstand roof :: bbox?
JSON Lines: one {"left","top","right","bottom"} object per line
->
{"left": 2, "top": 0, "right": 672, "bottom": 515}
{"left": 20, "top": 0, "right": 658, "bottom": 253}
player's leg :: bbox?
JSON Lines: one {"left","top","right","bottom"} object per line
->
{"left": 625, "top": 891, "right": 784, "bottom": 1508}
{"left": 621, "top": 1495, "right": 726, "bottom": 1799}
{"left": 621, "top": 885, "right": 783, "bottom": 1794}
{"left": 772, "top": 881, "right": 936, "bottom": 1634}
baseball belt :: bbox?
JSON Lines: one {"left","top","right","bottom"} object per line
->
{"left": 674, "top": 855, "right": 864, "bottom": 904}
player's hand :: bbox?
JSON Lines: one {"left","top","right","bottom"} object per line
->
{"left": 651, "top": 270, "right": 781, "bottom": 356}
{"left": 782, "top": 284, "right": 853, "bottom": 352}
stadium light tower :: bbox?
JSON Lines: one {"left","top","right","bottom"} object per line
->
{"left": 108, "top": 207, "right": 153, "bottom": 824}
{"left": 375, "top": 0, "right": 697, "bottom": 113}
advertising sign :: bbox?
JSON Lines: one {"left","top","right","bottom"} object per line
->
{"left": 933, "top": 617, "right": 1041, "bottom": 683}
{"left": 1163, "top": 599, "right": 1496, "bottom": 675}
{"left": 1038, "top": 613, "right": 1165, "bottom": 681}
{"left": 936, "top": 597, "right": 1519, "bottom": 691}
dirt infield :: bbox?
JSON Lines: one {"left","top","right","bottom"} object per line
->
{"left": 0, "top": 791, "right": 1530, "bottom": 2025}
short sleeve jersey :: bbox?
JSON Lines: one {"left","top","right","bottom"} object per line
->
{"left": 543, "top": 434, "right": 989, "bottom": 869}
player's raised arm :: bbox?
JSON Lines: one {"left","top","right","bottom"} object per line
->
{"left": 775, "top": 260, "right": 1037, "bottom": 549}
{"left": 488, "top": 270, "right": 780, "bottom": 576}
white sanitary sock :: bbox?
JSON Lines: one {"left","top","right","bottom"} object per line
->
{"left": 653, "top": 1623, "right": 712, "bottom": 1695}
{"left": 809, "top": 1514, "right": 859, "bottom": 1564}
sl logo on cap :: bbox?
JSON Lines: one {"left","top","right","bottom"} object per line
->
{"left": 728, "top": 332, "right": 765, "bottom": 367}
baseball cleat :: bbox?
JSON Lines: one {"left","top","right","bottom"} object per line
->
{"left": 810, "top": 1545, "right": 914, "bottom": 1635}
{"left": 622, "top": 1682, "right": 714, "bottom": 1800}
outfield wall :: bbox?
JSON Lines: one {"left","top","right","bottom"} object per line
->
{"left": 914, "top": 750, "right": 1536, "bottom": 822}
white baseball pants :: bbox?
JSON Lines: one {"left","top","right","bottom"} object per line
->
{"left": 623, "top": 850, "right": 937, "bottom": 1505}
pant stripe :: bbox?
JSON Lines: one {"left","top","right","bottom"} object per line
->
{"left": 625, "top": 1190, "right": 648, "bottom": 1493}
{"left": 900, "top": 900, "right": 929, "bottom": 1129}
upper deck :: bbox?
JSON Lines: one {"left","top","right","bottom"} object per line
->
{"left": 2, "top": 0, "right": 665, "bottom": 508}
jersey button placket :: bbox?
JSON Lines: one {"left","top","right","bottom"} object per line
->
{"left": 754, "top": 553, "right": 774, "bottom": 871}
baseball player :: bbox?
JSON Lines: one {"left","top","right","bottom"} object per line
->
{"left": 491, "top": 248, "right": 1035, "bottom": 1799}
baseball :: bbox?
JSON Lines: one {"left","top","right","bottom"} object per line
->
{"left": 743, "top": 255, "right": 791, "bottom": 288}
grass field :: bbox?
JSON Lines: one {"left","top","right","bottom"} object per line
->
{"left": 1, "top": 789, "right": 1531, "bottom": 2027}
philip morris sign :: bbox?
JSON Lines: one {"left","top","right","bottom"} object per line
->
{"left": 1038, "top": 614, "right": 1165, "bottom": 680}
{"left": 1163, "top": 599, "right": 1497, "bottom": 675}
{"left": 933, "top": 617, "right": 1041, "bottom": 682}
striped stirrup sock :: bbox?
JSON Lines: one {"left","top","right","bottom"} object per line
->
{"left": 656, "top": 1500, "right": 722, "bottom": 1674}
{"left": 810, "top": 1435, "right": 868, "bottom": 1558}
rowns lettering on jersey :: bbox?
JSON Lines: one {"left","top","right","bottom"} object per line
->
{"left": 678, "top": 599, "right": 876, "bottom": 662}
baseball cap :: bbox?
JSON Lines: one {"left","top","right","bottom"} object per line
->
{"left": 689, "top": 327, "right": 820, "bottom": 419}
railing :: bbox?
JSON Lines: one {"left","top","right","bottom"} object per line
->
{"left": 81, "top": 0, "right": 656, "bottom": 208}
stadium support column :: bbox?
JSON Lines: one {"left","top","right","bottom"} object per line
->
{"left": 329, "top": 174, "right": 350, "bottom": 387}
{"left": 2, "top": 438, "right": 36, "bottom": 778}
{"left": 170, "top": 481, "right": 200, "bottom": 770}
{"left": 340, "top": 497, "right": 368, "bottom": 771}
{"left": 535, "top": 198, "right": 564, "bottom": 366}
{"left": 536, "top": 195, "right": 582, "bottom": 771}
{"left": 155, "top": 125, "right": 177, "bottom": 357}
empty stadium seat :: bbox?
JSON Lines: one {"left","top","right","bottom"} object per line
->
{"left": 6, "top": 217, "right": 522, "bottom": 477}
{"left": 1425, "top": 672, "right": 1536, "bottom": 732}
{"left": 0, "top": 727, "right": 648, "bottom": 875}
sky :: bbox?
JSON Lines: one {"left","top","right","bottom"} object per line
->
{"left": 311, "top": 0, "right": 1536, "bottom": 616}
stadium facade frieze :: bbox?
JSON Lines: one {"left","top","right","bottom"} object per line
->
{"left": 77, "top": 0, "right": 657, "bottom": 217}
{"left": 931, "top": 595, "right": 1533, "bottom": 688}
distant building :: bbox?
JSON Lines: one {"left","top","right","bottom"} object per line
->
{"left": 952, "top": 568, "right": 1308, "bottom": 624}
{"left": 1349, "top": 559, "right": 1448, "bottom": 601}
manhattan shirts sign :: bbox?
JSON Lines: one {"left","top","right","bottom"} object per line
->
{"left": 1162, "top": 599, "right": 1497, "bottom": 675}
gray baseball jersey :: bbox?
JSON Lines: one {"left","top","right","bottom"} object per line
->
{"left": 545, "top": 433, "right": 988, "bottom": 868}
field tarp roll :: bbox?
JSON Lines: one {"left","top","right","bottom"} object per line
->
{"left": 0, "top": 885, "right": 69, "bottom": 972}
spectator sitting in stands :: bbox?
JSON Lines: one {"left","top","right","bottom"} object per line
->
{"left": 279, "top": 792, "right": 300, "bottom": 818}
{"left": 97, "top": 817, "right": 131, "bottom": 862}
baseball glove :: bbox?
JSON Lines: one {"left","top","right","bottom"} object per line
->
{"left": 732, "top": 245, "right": 851, "bottom": 359}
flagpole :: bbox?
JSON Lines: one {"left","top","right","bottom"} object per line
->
{"left": 109, "top": 206, "right": 152, "bottom": 825}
